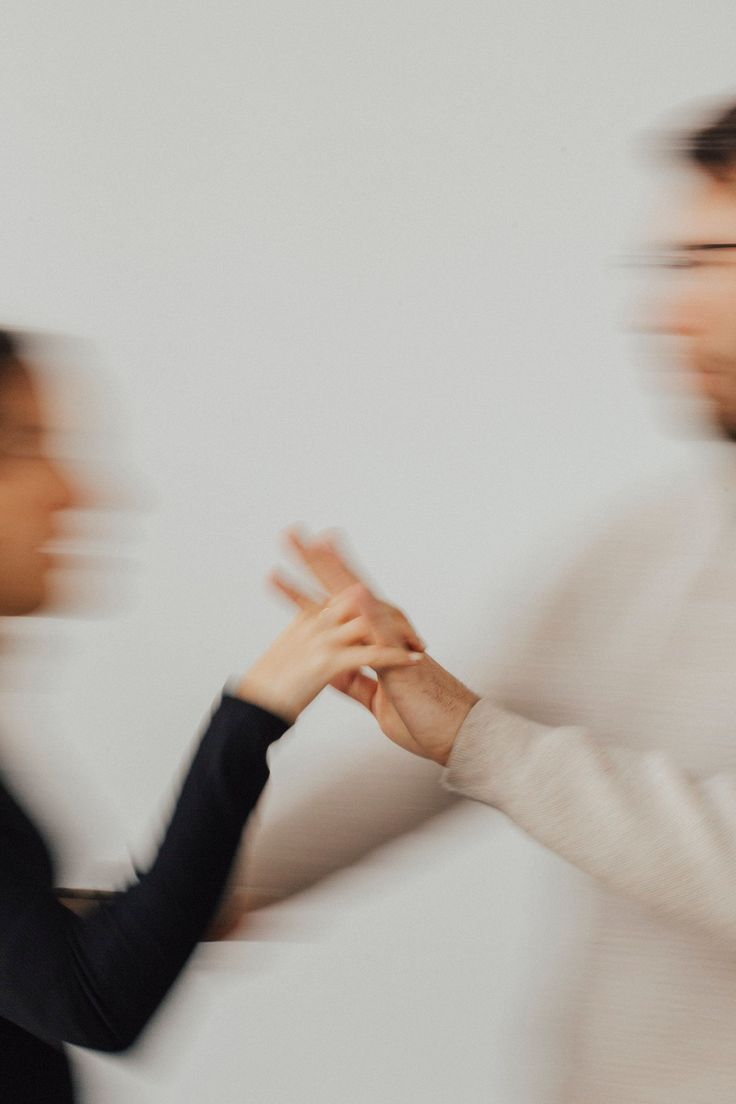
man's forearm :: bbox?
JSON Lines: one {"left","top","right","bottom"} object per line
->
{"left": 443, "top": 696, "right": 736, "bottom": 944}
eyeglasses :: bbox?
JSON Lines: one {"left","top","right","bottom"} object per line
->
{"left": 615, "top": 244, "right": 736, "bottom": 270}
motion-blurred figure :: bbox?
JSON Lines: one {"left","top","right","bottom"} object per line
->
{"left": 272, "top": 100, "right": 736, "bottom": 1102}
{"left": 0, "top": 330, "right": 420, "bottom": 1101}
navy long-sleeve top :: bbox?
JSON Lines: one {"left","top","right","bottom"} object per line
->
{"left": 0, "top": 690, "right": 288, "bottom": 1102}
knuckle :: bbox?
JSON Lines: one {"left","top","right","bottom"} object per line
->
{"left": 316, "top": 649, "right": 332, "bottom": 674}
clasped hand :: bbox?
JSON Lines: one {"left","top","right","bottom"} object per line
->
{"left": 238, "top": 527, "right": 479, "bottom": 766}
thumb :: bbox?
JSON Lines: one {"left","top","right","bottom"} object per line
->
{"left": 334, "top": 670, "right": 378, "bottom": 711}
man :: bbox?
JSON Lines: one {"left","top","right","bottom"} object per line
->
{"left": 267, "top": 100, "right": 736, "bottom": 1101}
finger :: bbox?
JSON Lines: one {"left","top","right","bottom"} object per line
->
{"left": 269, "top": 570, "right": 323, "bottom": 614}
{"left": 390, "top": 608, "right": 426, "bottom": 652}
{"left": 333, "top": 645, "right": 423, "bottom": 675}
{"left": 354, "top": 588, "right": 405, "bottom": 646}
{"left": 283, "top": 529, "right": 425, "bottom": 648}
{"left": 322, "top": 582, "right": 368, "bottom": 625}
{"left": 329, "top": 610, "right": 418, "bottom": 654}
{"left": 330, "top": 669, "right": 378, "bottom": 711}
{"left": 317, "top": 531, "right": 424, "bottom": 645}
{"left": 327, "top": 586, "right": 424, "bottom": 657}
{"left": 331, "top": 614, "right": 372, "bottom": 647}
{"left": 284, "top": 526, "right": 364, "bottom": 595}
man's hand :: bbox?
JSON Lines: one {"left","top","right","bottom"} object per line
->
{"left": 271, "top": 527, "right": 479, "bottom": 765}
{"left": 351, "top": 585, "right": 479, "bottom": 766}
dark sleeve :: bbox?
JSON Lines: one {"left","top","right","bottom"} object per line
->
{"left": 0, "top": 690, "right": 288, "bottom": 1053}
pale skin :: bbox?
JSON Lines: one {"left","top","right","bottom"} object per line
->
{"left": 235, "top": 584, "right": 424, "bottom": 726}
{"left": 270, "top": 528, "right": 480, "bottom": 767}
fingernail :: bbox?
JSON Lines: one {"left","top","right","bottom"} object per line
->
{"left": 409, "top": 652, "right": 424, "bottom": 662}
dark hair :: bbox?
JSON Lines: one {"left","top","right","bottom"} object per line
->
{"left": 686, "top": 102, "right": 736, "bottom": 179}
{"left": 0, "top": 330, "right": 19, "bottom": 366}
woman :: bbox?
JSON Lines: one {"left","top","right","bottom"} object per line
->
{"left": 0, "top": 328, "right": 423, "bottom": 1102}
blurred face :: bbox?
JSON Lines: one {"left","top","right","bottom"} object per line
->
{"left": 654, "top": 172, "right": 736, "bottom": 439}
{"left": 0, "top": 363, "right": 80, "bottom": 614}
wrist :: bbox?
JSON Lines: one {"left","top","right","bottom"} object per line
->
{"left": 436, "top": 689, "right": 480, "bottom": 765}
{"left": 234, "top": 671, "right": 300, "bottom": 727}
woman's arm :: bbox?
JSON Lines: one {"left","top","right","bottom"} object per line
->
{"left": 0, "top": 692, "right": 286, "bottom": 1053}
{"left": 0, "top": 585, "right": 419, "bottom": 1053}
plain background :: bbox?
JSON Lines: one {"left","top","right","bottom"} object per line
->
{"left": 2, "top": 2, "right": 736, "bottom": 1100}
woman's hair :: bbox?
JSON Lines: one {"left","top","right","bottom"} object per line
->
{"left": 0, "top": 330, "right": 19, "bottom": 366}
{"left": 0, "top": 330, "right": 31, "bottom": 388}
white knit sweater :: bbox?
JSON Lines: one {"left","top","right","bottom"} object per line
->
{"left": 443, "top": 451, "right": 736, "bottom": 1102}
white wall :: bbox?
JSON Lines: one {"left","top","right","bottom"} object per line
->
{"left": 2, "top": 2, "right": 735, "bottom": 1100}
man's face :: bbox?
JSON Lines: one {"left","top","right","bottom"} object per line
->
{"left": 655, "top": 173, "right": 736, "bottom": 439}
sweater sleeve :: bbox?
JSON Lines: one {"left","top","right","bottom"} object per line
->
{"left": 442, "top": 697, "right": 736, "bottom": 943}
{"left": 0, "top": 690, "right": 288, "bottom": 1053}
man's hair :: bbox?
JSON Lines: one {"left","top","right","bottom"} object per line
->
{"left": 686, "top": 102, "right": 736, "bottom": 179}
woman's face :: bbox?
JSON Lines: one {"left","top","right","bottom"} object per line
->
{"left": 0, "top": 363, "right": 80, "bottom": 615}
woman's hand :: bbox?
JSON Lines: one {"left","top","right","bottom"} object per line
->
{"left": 269, "top": 533, "right": 430, "bottom": 756}
{"left": 235, "top": 583, "right": 423, "bottom": 726}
